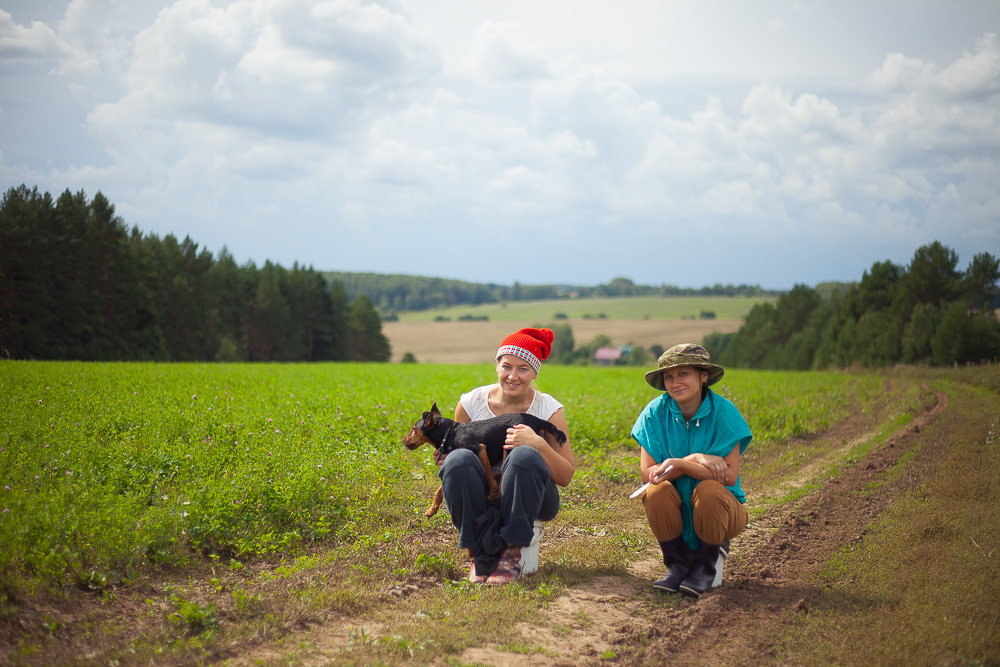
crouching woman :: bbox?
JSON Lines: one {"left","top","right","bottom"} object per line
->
{"left": 631, "top": 344, "right": 752, "bottom": 598}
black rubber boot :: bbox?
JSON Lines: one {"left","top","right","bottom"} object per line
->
{"left": 652, "top": 537, "right": 691, "bottom": 593}
{"left": 678, "top": 539, "right": 721, "bottom": 598}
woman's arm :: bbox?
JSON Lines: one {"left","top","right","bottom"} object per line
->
{"left": 640, "top": 447, "right": 669, "bottom": 483}
{"left": 505, "top": 408, "right": 575, "bottom": 486}
{"left": 454, "top": 402, "right": 472, "bottom": 423}
{"left": 641, "top": 448, "right": 691, "bottom": 484}
{"left": 683, "top": 447, "right": 741, "bottom": 485}
{"left": 642, "top": 446, "right": 741, "bottom": 486}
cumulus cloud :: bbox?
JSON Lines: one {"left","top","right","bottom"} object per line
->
{"left": 1, "top": 1, "right": 997, "bottom": 286}
{"left": 76, "top": 0, "right": 442, "bottom": 230}
{"left": 466, "top": 21, "right": 552, "bottom": 81}
{"left": 868, "top": 32, "right": 999, "bottom": 97}
{"left": 0, "top": 9, "right": 71, "bottom": 64}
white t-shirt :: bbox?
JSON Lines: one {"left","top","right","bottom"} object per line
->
{"left": 459, "top": 384, "right": 564, "bottom": 423}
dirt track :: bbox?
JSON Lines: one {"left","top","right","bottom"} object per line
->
{"left": 446, "top": 385, "right": 951, "bottom": 667}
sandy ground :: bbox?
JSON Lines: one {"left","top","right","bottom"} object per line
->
{"left": 383, "top": 319, "right": 743, "bottom": 364}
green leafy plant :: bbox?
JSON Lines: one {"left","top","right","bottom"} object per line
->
{"left": 168, "top": 597, "right": 218, "bottom": 635}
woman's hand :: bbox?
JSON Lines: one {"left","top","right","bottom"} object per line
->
{"left": 687, "top": 452, "right": 731, "bottom": 484}
{"left": 649, "top": 459, "right": 677, "bottom": 485}
{"left": 708, "top": 457, "right": 728, "bottom": 483}
{"left": 503, "top": 423, "right": 544, "bottom": 450}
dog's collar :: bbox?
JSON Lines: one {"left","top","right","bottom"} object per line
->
{"left": 439, "top": 421, "right": 455, "bottom": 449}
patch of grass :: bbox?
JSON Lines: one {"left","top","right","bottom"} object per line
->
{"left": 496, "top": 639, "right": 552, "bottom": 655}
{"left": 765, "top": 384, "right": 1000, "bottom": 666}
{"left": 332, "top": 576, "right": 564, "bottom": 664}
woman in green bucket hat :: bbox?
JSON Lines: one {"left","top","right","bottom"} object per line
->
{"left": 630, "top": 343, "right": 752, "bottom": 598}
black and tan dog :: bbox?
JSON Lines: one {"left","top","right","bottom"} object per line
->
{"left": 403, "top": 402, "right": 567, "bottom": 518}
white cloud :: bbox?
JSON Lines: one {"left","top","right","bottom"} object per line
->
{"left": 465, "top": 21, "right": 552, "bottom": 82}
{"left": 0, "top": 9, "right": 71, "bottom": 64}
{"left": 868, "top": 32, "right": 1000, "bottom": 98}
{"left": 54, "top": 0, "right": 134, "bottom": 74}
{"left": 1, "top": 1, "right": 998, "bottom": 287}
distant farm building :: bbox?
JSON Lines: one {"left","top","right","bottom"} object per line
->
{"left": 595, "top": 347, "right": 623, "bottom": 366}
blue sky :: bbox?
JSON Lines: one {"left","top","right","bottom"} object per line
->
{"left": 2, "top": 0, "right": 998, "bottom": 289}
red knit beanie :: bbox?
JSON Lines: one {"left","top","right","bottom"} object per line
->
{"left": 496, "top": 327, "right": 554, "bottom": 373}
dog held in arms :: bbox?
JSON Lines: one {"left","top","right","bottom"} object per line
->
{"left": 403, "top": 403, "right": 568, "bottom": 518}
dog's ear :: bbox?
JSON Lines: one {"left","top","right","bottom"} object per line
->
{"left": 430, "top": 402, "right": 441, "bottom": 416}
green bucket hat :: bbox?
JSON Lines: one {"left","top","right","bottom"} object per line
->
{"left": 644, "top": 343, "right": 725, "bottom": 391}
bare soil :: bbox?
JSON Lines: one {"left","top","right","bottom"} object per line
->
{"left": 384, "top": 319, "right": 743, "bottom": 363}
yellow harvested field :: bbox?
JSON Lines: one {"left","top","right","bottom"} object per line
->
{"left": 383, "top": 318, "right": 743, "bottom": 364}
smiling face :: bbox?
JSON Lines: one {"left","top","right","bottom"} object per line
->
{"left": 661, "top": 364, "right": 708, "bottom": 412}
{"left": 496, "top": 354, "right": 537, "bottom": 396}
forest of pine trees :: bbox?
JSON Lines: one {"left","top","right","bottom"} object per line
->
{"left": 323, "top": 272, "right": 773, "bottom": 314}
{"left": 705, "top": 241, "right": 1000, "bottom": 369}
{"left": 0, "top": 185, "right": 390, "bottom": 362}
{"left": 4, "top": 184, "right": 996, "bottom": 369}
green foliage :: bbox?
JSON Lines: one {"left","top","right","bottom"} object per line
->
{"left": 350, "top": 295, "right": 391, "bottom": 362}
{"left": 168, "top": 595, "right": 218, "bottom": 635}
{"left": 4, "top": 360, "right": 973, "bottom": 667}
{"left": 932, "top": 303, "right": 1000, "bottom": 365}
{"left": 0, "top": 361, "right": 893, "bottom": 599}
{"left": 0, "top": 185, "right": 388, "bottom": 363}
{"left": 904, "top": 240, "right": 961, "bottom": 307}
{"left": 714, "top": 242, "right": 1000, "bottom": 370}
{"left": 964, "top": 251, "right": 1000, "bottom": 309}
{"left": 547, "top": 322, "right": 576, "bottom": 364}
{"left": 627, "top": 345, "right": 648, "bottom": 366}
{"left": 901, "top": 302, "right": 939, "bottom": 363}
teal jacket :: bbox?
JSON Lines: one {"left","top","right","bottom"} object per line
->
{"left": 630, "top": 388, "right": 752, "bottom": 550}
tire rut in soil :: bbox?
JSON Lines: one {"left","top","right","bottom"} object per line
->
{"left": 630, "top": 386, "right": 948, "bottom": 667}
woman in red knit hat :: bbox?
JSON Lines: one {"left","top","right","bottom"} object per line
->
{"left": 440, "top": 327, "right": 575, "bottom": 585}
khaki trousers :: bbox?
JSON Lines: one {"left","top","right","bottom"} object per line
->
{"left": 642, "top": 480, "right": 748, "bottom": 544}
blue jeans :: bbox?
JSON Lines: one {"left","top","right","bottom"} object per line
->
{"left": 439, "top": 446, "right": 560, "bottom": 548}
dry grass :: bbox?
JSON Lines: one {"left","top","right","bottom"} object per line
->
{"left": 383, "top": 318, "right": 743, "bottom": 363}
{"left": 750, "top": 378, "right": 1000, "bottom": 666}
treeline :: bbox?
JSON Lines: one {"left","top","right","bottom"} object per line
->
{"left": 705, "top": 242, "right": 1000, "bottom": 369}
{"left": 0, "top": 185, "right": 390, "bottom": 362}
{"left": 323, "top": 272, "right": 555, "bottom": 312}
{"left": 583, "top": 277, "right": 774, "bottom": 299}
{"left": 325, "top": 273, "right": 775, "bottom": 314}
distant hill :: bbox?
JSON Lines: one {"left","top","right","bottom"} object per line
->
{"left": 321, "top": 272, "right": 780, "bottom": 314}
{"left": 393, "top": 295, "right": 772, "bottom": 323}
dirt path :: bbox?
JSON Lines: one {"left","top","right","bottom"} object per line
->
{"left": 443, "top": 386, "right": 951, "bottom": 667}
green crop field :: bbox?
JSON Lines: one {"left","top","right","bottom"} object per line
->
{"left": 6, "top": 360, "right": 990, "bottom": 666}
{"left": 394, "top": 295, "right": 774, "bottom": 322}
{"left": 1, "top": 361, "right": 894, "bottom": 595}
